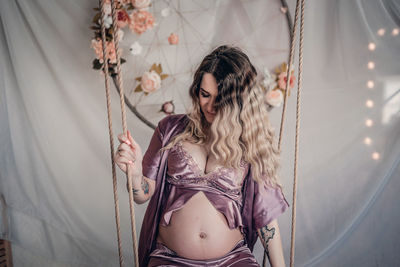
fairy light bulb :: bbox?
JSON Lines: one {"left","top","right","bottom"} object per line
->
{"left": 368, "top": 43, "right": 376, "bottom": 51}
{"left": 365, "top": 119, "right": 373, "bottom": 127}
{"left": 392, "top": 28, "right": 399, "bottom": 36}
{"left": 372, "top": 152, "right": 380, "bottom": 160}
{"left": 367, "top": 80, "right": 375, "bottom": 89}
{"left": 367, "top": 61, "right": 375, "bottom": 69}
{"left": 377, "top": 28, "right": 385, "bottom": 36}
{"left": 364, "top": 137, "right": 372, "bottom": 145}
{"left": 366, "top": 100, "right": 374, "bottom": 108}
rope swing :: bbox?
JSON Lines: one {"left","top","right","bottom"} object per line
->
{"left": 99, "top": 0, "right": 139, "bottom": 265}
{"left": 267, "top": 0, "right": 306, "bottom": 266}
{"left": 98, "top": 0, "right": 305, "bottom": 266}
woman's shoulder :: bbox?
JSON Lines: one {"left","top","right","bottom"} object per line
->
{"left": 158, "top": 114, "right": 189, "bottom": 134}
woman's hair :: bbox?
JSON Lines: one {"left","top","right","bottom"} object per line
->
{"left": 164, "top": 45, "right": 281, "bottom": 187}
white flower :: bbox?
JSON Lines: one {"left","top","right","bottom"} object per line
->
{"left": 266, "top": 89, "right": 284, "bottom": 107}
{"left": 117, "top": 29, "right": 124, "bottom": 41}
{"left": 104, "top": 3, "right": 112, "bottom": 15}
{"left": 129, "top": 41, "right": 142, "bottom": 55}
{"left": 262, "top": 67, "right": 276, "bottom": 90}
{"left": 263, "top": 79, "right": 277, "bottom": 90}
{"left": 133, "top": 0, "right": 151, "bottom": 10}
{"left": 141, "top": 70, "right": 161, "bottom": 93}
{"left": 103, "top": 15, "right": 113, "bottom": 29}
{"left": 161, "top": 8, "right": 170, "bottom": 17}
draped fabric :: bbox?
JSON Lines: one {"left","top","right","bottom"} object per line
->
{"left": 1, "top": 0, "right": 399, "bottom": 266}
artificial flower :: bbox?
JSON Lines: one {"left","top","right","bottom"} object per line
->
{"left": 117, "top": 9, "right": 130, "bottom": 28}
{"left": 91, "top": 39, "right": 104, "bottom": 62}
{"left": 106, "top": 41, "right": 118, "bottom": 63}
{"left": 103, "top": 15, "right": 113, "bottom": 29}
{"left": 91, "top": 39, "right": 121, "bottom": 64}
{"left": 277, "top": 71, "right": 296, "bottom": 90}
{"left": 117, "top": 29, "right": 124, "bottom": 41}
{"left": 168, "top": 33, "right": 179, "bottom": 45}
{"left": 104, "top": 3, "right": 112, "bottom": 15}
{"left": 129, "top": 10, "right": 155, "bottom": 35}
{"left": 160, "top": 100, "right": 175, "bottom": 115}
{"left": 129, "top": 41, "right": 143, "bottom": 55}
{"left": 266, "top": 89, "right": 284, "bottom": 107}
{"left": 262, "top": 67, "right": 277, "bottom": 90}
{"left": 132, "top": 0, "right": 151, "bottom": 10}
{"left": 161, "top": 8, "right": 170, "bottom": 17}
{"left": 141, "top": 70, "right": 161, "bottom": 93}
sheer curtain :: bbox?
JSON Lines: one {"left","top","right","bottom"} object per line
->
{"left": 0, "top": 0, "right": 399, "bottom": 266}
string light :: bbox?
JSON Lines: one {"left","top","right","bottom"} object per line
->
{"left": 372, "top": 152, "right": 380, "bottom": 160}
{"left": 367, "top": 61, "right": 375, "bottom": 69}
{"left": 365, "top": 119, "right": 373, "bottom": 127}
{"left": 366, "top": 100, "right": 374, "bottom": 108}
{"left": 392, "top": 28, "right": 399, "bottom": 36}
{"left": 368, "top": 43, "right": 376, "bottom": 51}
{"left": 367, "top": 80, "right": 374, "bottom": 89}
{"left": 364, "top": 137, "right": 372, "bottom": 145}
{"left": 377, "top": 28, "right": 385, "bottom": 36}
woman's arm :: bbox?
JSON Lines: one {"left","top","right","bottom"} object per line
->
{"left": 126, "top": 175, "right": 155, "bottom": 204}
{"left": 257, "top": 219, "right": 285, "bottom": 267}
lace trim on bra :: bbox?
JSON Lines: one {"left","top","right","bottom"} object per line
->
{"left": 167, "top": 141, "right": 247, "bottom": 194}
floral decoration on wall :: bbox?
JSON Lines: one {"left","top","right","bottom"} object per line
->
{"left": 90, "top": 0, "right": 155, "bottom": 74}
{"left": 168, "top": 33, "right": 179, "bottom": 45}
{"left": 134, "top": 63, "right": 168, "bottom": 95}
{"left": 160, "top": 100, "right": 175, "bottom": 115}
{"left": 262, "top": 62, "right": 296, "bottom": 108}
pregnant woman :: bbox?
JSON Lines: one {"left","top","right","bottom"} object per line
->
{"left": 115, "top": 45, "right": 289, "bottom": 267}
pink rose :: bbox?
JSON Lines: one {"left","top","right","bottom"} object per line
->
{"left": 141, "top": 70, "right": 161, "bottom": 93}
{"left": 277, "top": 71, "right": 296, "bottom": 90}
{"left": 266, "top": 89, "right": 284, "bottom": 107}
{"left": 117, "top": 9, "right": 130, "bottom": 28}
{"left": 129, "top": 10, "right": 155, "bottom": 35}
{"left": 168, "top": 33, "right": 179, "bottom": 45}
{"left": 91, "top": 39, "right": 121, "bottom": 64}
{"left": 91, "top": 39, "right": 104, "bottom": 62}
{"left": 106, "top": 41, "right": 118, "bottom": 64}
{"left": 160, "top": 100, "right": 175, "bottom": 115}
{"left": 132, "top": 0, "right": 151, "bottom": 9}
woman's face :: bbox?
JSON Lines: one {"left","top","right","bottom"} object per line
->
{"left": 199, "top": 73, "right": 218, "bottom": 123}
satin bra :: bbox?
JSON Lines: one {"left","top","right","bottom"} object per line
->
{"left": 160, "top": 141, "right": 249, "bottom": 229}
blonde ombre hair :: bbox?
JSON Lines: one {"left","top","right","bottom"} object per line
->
{"left": 165, "top": 45, "right": 281, "bottom": 187}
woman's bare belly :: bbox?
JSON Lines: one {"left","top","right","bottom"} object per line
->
{"left": 157, "top": 191, "right": 244, "bottom": 260}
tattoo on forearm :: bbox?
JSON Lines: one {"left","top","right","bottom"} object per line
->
{"left": 141, "top": 179, "right": 149, "bottom": 194}
{"left": 260, "top": 225, "right": 276, "bottom": 253}
{"left": 132, "top": 178, "right": 149, "bottom": 195}
{"left": 132, "top": 188, "right": 140, "bottom": 195}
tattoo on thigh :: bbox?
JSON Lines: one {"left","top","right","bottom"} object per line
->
{"left": 141, "top": 179, "right": 149, "bottom": 194}
{"left": 260, "top": 225, "right": 276, "bottom": 251}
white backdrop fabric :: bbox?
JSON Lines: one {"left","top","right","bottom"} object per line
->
{"left": 1, "top": 0, "right": 400, "bottom": 266}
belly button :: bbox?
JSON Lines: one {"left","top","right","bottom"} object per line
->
{"left": 199, "top": 232, "right": 207, "bottom": 239}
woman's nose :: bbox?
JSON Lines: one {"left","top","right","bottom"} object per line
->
{"left": 207, "top": 100, "right": 216, "bottom": 113}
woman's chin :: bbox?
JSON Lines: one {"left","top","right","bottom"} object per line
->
{"left": 205, "top": 116, "right": 215, "bottom": 123}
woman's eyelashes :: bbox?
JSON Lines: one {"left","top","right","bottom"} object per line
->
{"left": 200, "top": 89, "right": 210, "bottom": 98}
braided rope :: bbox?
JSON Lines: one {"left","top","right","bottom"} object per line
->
{"left": 263, "top": 0, "right": 305, "bottom": 265}
{"left": 99, "top": 0, "right": 124, "bottom": 266}
{"left": 289, "top": 1, "right": 305, "bottom": 266}
{"left": 109, "top": 0, "right": 140, "bottom": 266}
{"left": 278, "top": 0, "right": 301, "bottom": 151}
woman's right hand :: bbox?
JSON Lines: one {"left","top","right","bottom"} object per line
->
{"left": 115, "top": 130, "right": 143, "bottom": 178}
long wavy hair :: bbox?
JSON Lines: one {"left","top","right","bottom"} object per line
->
{"left": 164, "top": 45, "right": 281, "bottom": 187}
